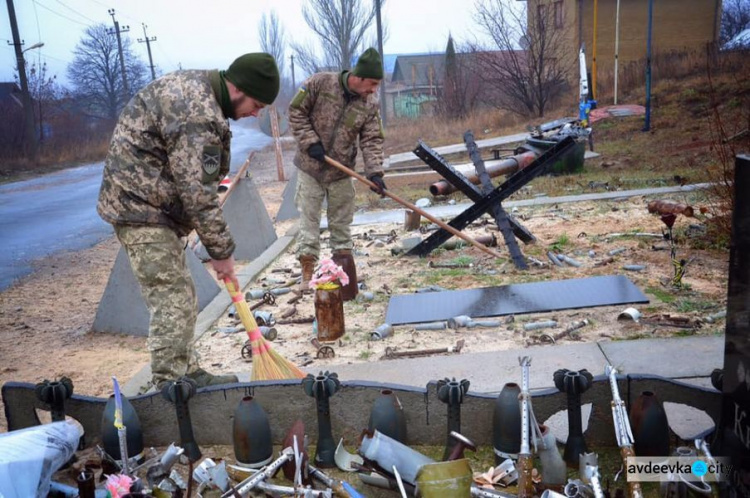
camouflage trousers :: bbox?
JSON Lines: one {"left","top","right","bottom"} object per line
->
{"left": 114, "top": 225, "right": 200, "bottom": 386}
{"left": 294, "top": 168, "right": 356, "bottom": 259}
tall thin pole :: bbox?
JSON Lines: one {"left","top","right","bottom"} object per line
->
{"left": 614, "top": 0, "right": 620, "bottom": 105}
{"left": 290, "top": 54, "right": 296, "bottom": 89}
{"left": 108, "top": 9, "right": 130, "bottom": 99}
{"left": 138, "top": 23, "right": 157, "bottom": 81}
{"left": 592, "top": 0, "right": 598, "bottom": 100}
{"left": 6, "top": 0, "right": 37, "bottom": 160}
{"left": 643, "top": 0, "right": 653, "bottom": 131}
{"left": 375, "top": 0, "right": 386, "bottom": 127}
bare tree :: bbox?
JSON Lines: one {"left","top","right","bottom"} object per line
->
{"left": 259, "top": 10, "right": 286, "bottom": 77}
{"left": 721, "top": 0, "right": 750, "bottom": 45}
{"left": 292, "top": 0, "right": 385, "bottom": 73}
{"left": 67, "top": 24, "right": 148, "bottom": 122}
{"left": 441, "top": 35, "right": 479, "bottom": 119}
{"left": 467, "top": 0, "right": 572, "bottom": 117}
{"left": 21, "top": 61, "right": 62, "bottom": 142}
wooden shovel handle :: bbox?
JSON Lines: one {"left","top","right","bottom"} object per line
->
{"left": 323, "top": 155, "right": 505, "bottom": 260}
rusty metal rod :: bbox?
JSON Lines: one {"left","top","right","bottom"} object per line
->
{"left": 324, "top": 155, "right": 505, "bottom": 260}
{"left": 384, "top": 340, "right": 464, "bottom": 359}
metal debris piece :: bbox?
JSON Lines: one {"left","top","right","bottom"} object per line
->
{"left": 383, "top": 340, "right": 465, "bottom": 360}
{"left": 280, "top": 306, "right": 297, "bottom": 319}
{"left": 537, "top": 319, "right": 589, "bottom": 343}
{"left": 523, "top": 320, "right": 558, "bottom": 332}
{"left": 414, "top": 321, "right": 448, "bottom": 331}
{"left": 310, "top": 338, "right": 336, "bottom": 359}
{"left": 617, "top": 307, "right": 641, "bottom": 322}
{"left": 623, "top": 264, "right": 646, "bottom": 271}
{"left": 249, "top": 292, "right": 275, "bottom": 311}
{"left": 371, "top": 323, "right": 394, "bottom": 340}
{"left": 703, "top": 310, "right": 726, "bottom": 323}
{"left": 547, "top": 251, "right": 564, "bottom": 267}
{"left": 277, "top": 316, "right": 315, "bottom": 325}
{"left": 415, "top": 285, "right": 449, "bottom": 293}
{"left": 334, "top": 438, "right": 364, "bottom": 472}
{"left": 607, "top": 247, "right": 627, "bottom": 256}
{"left": 594, "top": 257, "right": 614, "bottom": 267}
{"left": 557, "top": 254, "right": 582, "bottom": 267}
{"left": 253, "top": 310, "right": 275, "bottom": 326}
{"left": 526, "top": 256, "right": 546, "bottom": 267}
{"left": 640, "top": 313, "right": 703, "bottom": 329}
{"left": 259, "top": 326, "right": 277, "bottom": 341}
{"left": 449, "top": 315, "right": 502, "bottom": 329}
{"left": 288, "top": 291, "right": 304, "bottom": 305}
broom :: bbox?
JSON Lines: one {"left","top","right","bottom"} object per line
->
{"left": 224, "top": 278, "right": 306, "bottom": 381}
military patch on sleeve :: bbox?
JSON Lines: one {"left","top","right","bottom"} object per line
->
{"left": 201, "top": 145, "right": 222, "bottom": 183}
{"left": 290, "top": 85, "right": 307, "bottom": 108}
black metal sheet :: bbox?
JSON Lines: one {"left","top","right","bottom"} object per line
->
{"left": 384, "top": 275, "right": 649, "bottom": 325}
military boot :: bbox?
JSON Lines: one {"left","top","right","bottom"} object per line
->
{"left": 332, "top": 249, "right": 358, "bottom": 301}
{"left": 299, "top": 254, "right": 317, "bottom": 293}
{"left": 185, "top": 368, "right": 238, "bottom": 388}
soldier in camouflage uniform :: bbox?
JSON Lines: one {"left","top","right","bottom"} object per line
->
{"left": 289, "top": 48, "right": 387, "bottom": 298}
{"left": 97, "top": 53, "right": 280, "bottom": 389}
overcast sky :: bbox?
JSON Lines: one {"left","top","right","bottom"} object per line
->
{"left": 1, "top": 0, "right": 485, "bottom": 87}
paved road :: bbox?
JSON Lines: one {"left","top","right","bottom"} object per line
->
{"left": 0, "top": 123, "right": 271, "bottom": 291}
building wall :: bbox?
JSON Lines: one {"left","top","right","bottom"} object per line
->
{"left": 578, "top": 0, "right": 721, "bottom": 72}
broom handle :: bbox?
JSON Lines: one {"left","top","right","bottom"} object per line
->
{"left": 323, "top": 155, "right": 505, "bottom": 260}
{"left": 223, "top": 278, "right": 261, "bottom": 332}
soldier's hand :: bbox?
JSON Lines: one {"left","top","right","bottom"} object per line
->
{"left": 307, "top": 142, "right": 326, "bottom": 162}
{"left": 368, "top": 174, "right": 387, "bottom": 197}
{"left": 212, "top": 256, "right": 239, "bottom": 293}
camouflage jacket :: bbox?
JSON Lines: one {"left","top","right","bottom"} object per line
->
{"left": 97, "top": 70, "right": 235, "bottom": 260}
{"left": 288, "top": 71, "right": 384, "bottom": 183}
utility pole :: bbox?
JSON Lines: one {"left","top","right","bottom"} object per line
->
{"left": 108, "top": 9, "right": 130, "bottom": 99}
{"left": 375, "top": 0, "right": 386, "bottom": 127}
{"left": 138, "top": 23, "right": 157, "bottom": 81}
{"left": 6, "top": 0, "right": 38, "bottom": 161}
{"left": 290, "top": 54, "right": 296, "bottom": 89}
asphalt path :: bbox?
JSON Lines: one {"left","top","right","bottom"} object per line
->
{"left": 0, "top": 123, "right": 271, "bottom": 291}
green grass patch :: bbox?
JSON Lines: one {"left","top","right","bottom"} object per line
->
{"left": 646, "top": 286, "right": 677, "bottom": 304}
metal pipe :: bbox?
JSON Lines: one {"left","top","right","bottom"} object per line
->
{"left": 221, "top": 449, "right": 293, "bottom": 497}
{"left": 429, "top": 151, "right": 538, "bottom": 196}
{"left": 523, "top": 320, "right": 558, "bottom": 332}
{"left": 371, "top": 323, "right": 394, "bottom": 340}
{"left": 558, "top": 254, "right": 582, "bottom": 267}
{"left": 414, "top": 321, "right": 448, "bottom": 330}
{"left": 448, "top": 315, "right": 501, "bottom": 329}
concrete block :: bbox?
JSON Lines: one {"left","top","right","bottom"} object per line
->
{"left": 275, "top": 168, "right": 299, "bottom": 221}
{"left": 197, "top": 177, "right": 277, "bottom": 261}
{"left": 92, "top": 247, "right": 220, "bottom": 336}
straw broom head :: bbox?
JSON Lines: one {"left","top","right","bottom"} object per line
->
{"left": 225, "top": 279, "right": 305, "bottom": 381}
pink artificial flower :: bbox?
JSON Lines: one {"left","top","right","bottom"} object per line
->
{"left": 309, "top": 258, "right": 350, "bottom": 289}
{"left": 105, "top": 474, "right": 134, "bottom": 498}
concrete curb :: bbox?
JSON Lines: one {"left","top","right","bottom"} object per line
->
{"left": 122, "top": 225, "right": 299, "bottom": 396}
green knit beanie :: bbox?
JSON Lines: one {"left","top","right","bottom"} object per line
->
{"left": 352, "top": 48, "right": 383, "bottom": 80}
{"left": 225, "top": 53, "right": 280, "bottom": 105}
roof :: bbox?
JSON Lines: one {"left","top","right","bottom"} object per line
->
{"left": 0, "top": 82, "right": 22, "bottom": 108}
{"left": 391, "top": 53, "right": 446, "bottom": 86}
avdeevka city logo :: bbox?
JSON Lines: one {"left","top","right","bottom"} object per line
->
{"left": 691, "top": 460, "right": 708, "bottom": 477}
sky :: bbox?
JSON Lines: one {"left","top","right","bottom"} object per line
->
{"left": 1, "top": 0, "right": 485, "bottom": 87}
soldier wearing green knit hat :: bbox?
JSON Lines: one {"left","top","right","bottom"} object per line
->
{"left": 97, "top": 52, "right": 280, "bottom": 391}
{"left": 288, "top": 47, "right": 387, "bottom": 301}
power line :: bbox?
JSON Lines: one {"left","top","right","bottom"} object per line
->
{"left": 31, "top": 0, "right": 91, "bottom": 27}
{"left": 54, "top": 0, "right": 98, "bottom": 24}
